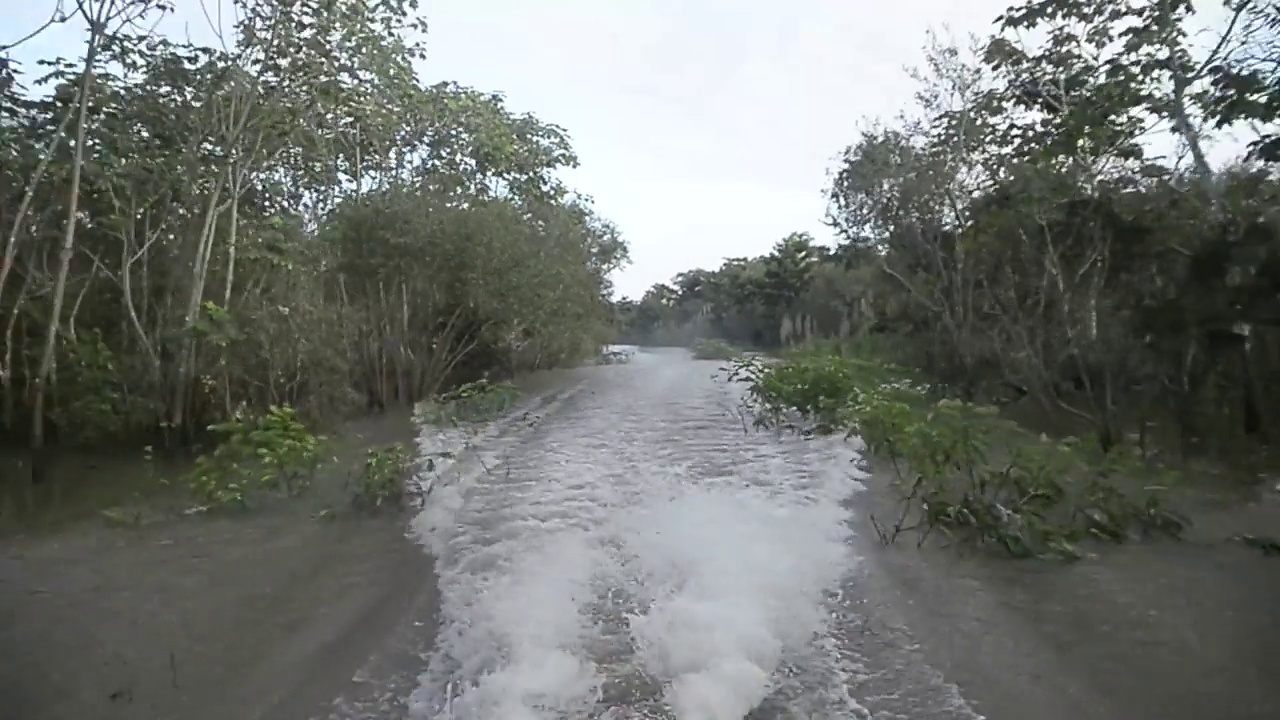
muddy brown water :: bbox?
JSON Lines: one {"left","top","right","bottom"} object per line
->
{"left": 849, "top": 476, "right": 1280, "bottom": 720}
{"left": 2, "top": 351, "right": 1279, "bottom": 720}
{"left": 0, "top": 411, "right": 440, "bottom": 720}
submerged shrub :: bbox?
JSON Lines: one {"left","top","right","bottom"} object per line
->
{"left": 731, "top": 348, "right": 1188, "bottom": 560}
{"left": 419, "top": 379, "right": 520, "bottom": 425}
{"left": 691, "top": 338, "right": 740, "bottom": 361}
{"left": 351, "top": 442, "right": 415, "bottom": 511}
{"left": 188, "top": 405, "right": 322, "bottom": 506}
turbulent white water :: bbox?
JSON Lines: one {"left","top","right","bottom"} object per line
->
{"left": 407, "top": 351, "right": 863, "bottom": 719}
{"left": 388, "top": 348, "right": 980, "bottom": 720}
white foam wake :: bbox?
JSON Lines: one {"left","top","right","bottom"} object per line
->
{"left": 616, "top": 484, "right": 852, "bottom": 718}
{"left": 408, "top": 362, "right": 862, "bottom": 720}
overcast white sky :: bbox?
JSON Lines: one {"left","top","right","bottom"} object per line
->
{"left": 3, "top": 1, "right": 1236, "bottom": 298}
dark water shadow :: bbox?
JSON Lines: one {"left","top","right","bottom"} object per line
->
{"left": 1, "top": 409, "right": 432, "bottom": 537}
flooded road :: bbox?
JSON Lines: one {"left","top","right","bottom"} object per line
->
{"left": 323, "top": 346, "right": 1280, "bottom": 720}
{"left": 397, "top": 348, "right": 976, "bottom": 720}
{"left": 7, "top": 347, "right": 1274, "bottom": 720}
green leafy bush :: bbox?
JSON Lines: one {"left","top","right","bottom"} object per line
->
{"left": 351, "top": 442, "right": 415, "bottom": 510}
{"left": 419, "top": 379, "right": 520, "bottom": 425}
{"left": 691, "top": 338, "right": 740, "bottom": 361}
{"left": 188, "top": 405, "right": 322, "bottom": 506}
{"left": 731, "top": 350, "right": 1189, "bottom": 560}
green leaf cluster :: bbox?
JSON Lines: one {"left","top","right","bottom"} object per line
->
{"left": 350, "top": 441, "right": 413, "bottom": 511}
{"left": 418, "top": 378, "right": 520, "bottom": 426}
{"left": 188, "top": 405, "right": 321, "bottom": 506}
{"left": 732, "top": 348, "right": 1189, "bottom": 560}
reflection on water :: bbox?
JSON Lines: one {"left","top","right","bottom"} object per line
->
{"left": 0, "top": 449, "right": 190, "bottom": 535}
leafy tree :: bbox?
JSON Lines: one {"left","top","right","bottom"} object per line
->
{"left": 615, "top": 0, "right": 1280, "bottom": 465}
{"left": 0, "top": 0, "right": 628, "bottom": 471}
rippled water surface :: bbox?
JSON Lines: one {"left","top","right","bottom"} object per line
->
{"left": 330, "top": 347, "right": 980, "bottom": 720}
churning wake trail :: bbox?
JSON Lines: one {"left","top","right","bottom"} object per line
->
{"left": 404, "top": 348, "right": 981, "bottom": 720}
{"left": 407, "top": 349, "right": 861, "bottom": 720}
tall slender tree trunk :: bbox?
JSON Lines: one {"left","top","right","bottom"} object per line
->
{"left": 30, "top": 24, "right": 101, "bottom": 464}
{"left": 170, "top": 181, "right": 225, "bottom": 432}
{"left": 2, "top": 280, "right": 27, "bottom": 430}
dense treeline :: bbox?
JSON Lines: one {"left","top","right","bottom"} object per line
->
{"left": 617, "top": 0, "right": 1280, "bottom": 461}
{"left": 0, "top": 0, "right": 627, "bottom": 453}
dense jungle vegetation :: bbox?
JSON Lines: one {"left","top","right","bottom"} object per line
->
{"left": 618, "top": 0, "right": 1280, "bottom": 468}
{"left": 0, "top": 0, "right": 628, "bottom": 464}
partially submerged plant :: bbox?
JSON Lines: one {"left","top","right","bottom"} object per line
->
{"left": 420, "top": 379, "right": 520, "bottom": 425}
{"left": 731, "top": 349, "right": 1189, "bottom": 560}
{"left": 188, "top": 405, "right": 322, "bottom": 507}
{"left": 351, "top": 442, "right": 416, "bottom": 511}
{"left": 691, "top": 338, "right": 740, "bottom": 361}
